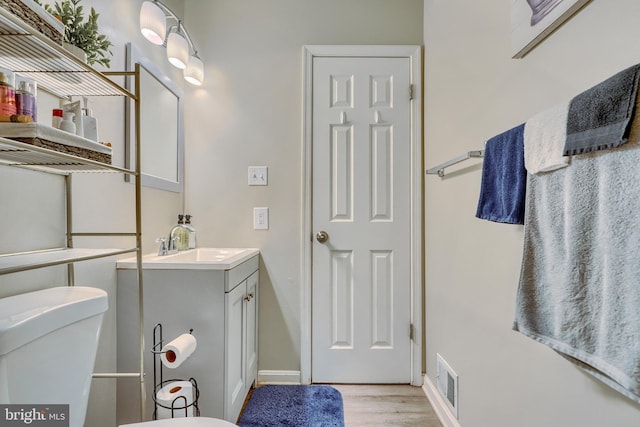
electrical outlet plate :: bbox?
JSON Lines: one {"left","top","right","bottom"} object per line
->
{"left": 248, "top": 166, "right": 268, "bottom": 186}
{"left": 253, "top": 207, "right": 269, "bottom": 230}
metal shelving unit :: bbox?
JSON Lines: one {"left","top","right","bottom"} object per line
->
{"left": 0, "top": 7, "right": 133, "bottom": 98}
{"left": 0, "top": 5, "right": 146, "bottom": 421}
{"left": 0, "top": 137, "right": 134, "bottom": 173}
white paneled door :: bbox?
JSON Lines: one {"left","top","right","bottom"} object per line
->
{"left": 311, "top": 56, "right": 413, "bottom": 383}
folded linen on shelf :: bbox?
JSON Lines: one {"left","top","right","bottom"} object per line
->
{"left": 523, "top": 101, "right": 570, "bottom": 174}
{"left": 564, "top": 63, "right": 640, "bottom": 155}
{"left": 514, "top": 92, "right": 640, "bottom": 404}
{"left": 475, "top": 123, "right": 526, "bottom": 225}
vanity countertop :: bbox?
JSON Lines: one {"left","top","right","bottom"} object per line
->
{"left": 116, "top": 248, "right": 259, "bottom": 270}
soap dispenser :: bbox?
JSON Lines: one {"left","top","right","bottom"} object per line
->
{"left": 59, "top": 111, "right": 76, "bottom": 134}
{"left": 172, "top": 214, "right": 190, "bottom": 251}
{"left": 184, "top": 214, "right": 196, "bottom": 249}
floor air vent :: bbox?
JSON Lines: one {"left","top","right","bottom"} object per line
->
{"left": 436, "top": 353, "right": 459, "bottom": 419}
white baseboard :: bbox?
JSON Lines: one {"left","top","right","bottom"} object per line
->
{"left": 422, "top": 374, "right": 461, "bottom": 427}
{"left": 257, "top": 370, "right": 301, "bottom": 385}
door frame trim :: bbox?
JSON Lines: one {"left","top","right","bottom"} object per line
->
{"left": 300, "top": 45, "right": 423, "bottom": 385}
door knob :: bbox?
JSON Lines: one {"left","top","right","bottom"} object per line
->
{"left": 316, "top": 231, "right": 329, "bottom": 243}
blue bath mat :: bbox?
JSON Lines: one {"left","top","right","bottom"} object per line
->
{"left": 238, "top": 385, "right": 344, "bottom": 427}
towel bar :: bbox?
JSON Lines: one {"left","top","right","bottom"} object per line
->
{"left": 426, "top": 150, "right": 484, "bottom": 178}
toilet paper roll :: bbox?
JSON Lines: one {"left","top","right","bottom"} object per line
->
{"left": 156, "top": 380, "right": 195, "bottom": 419}
{"left": 160, "top": 333, "right": 197, "bottom": 369}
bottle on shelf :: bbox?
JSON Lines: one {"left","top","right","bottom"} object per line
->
{"left": 52, "top": 108, "right": 63, "bottom": 129}
{"left": 59, "top": 111, "right": 76, "bottom": 134}
{"left": 81, "top": 97, "right": 98, "bottom": 142}
{"left": 15, "top": 76, "right": 37, "bottom": 121}
{"left": 0, "top": 68, "right": 17, "bottom": 117}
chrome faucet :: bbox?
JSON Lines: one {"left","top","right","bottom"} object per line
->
{"left": 155, "top": 237, "right": 171, "bottom": 256}
{"left": 155, "top": 227, "right": 185, "bottom": 256}
{"left": 156, "top": 215, "right": 189, "bottom": 256}
{"left": 168, "top": 225, "right": 186, "bottom": 251}
{"left": 156, "top": 214, "right": 190, "bottom": 256}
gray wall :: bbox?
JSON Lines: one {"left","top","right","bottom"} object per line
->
{"left": 424, "top": 0, "right": 640, "bottom": 426}
{"left": 183, "top": 0, "right": 424, "bottom": 373}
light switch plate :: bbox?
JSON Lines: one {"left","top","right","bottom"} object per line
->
{"left": 253, "top": 207, "right": 269, "bottom": 230}
{"left": 248, "top": 166, "right": 268, "bottom": 186}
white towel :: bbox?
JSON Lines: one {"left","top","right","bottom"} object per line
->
{"left": 523, "top": 101, "right": 570, "bottom": 174}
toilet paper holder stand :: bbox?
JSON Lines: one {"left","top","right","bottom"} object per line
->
{"left": 151, "top": 323, "right": 201, "bottom": 420}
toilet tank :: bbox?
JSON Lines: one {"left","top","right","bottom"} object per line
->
{"left": 0, "top": 286, "right": 108, "bottom": 427}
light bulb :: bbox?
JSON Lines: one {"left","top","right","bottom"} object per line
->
{"left": 184, "top": 55, "right": 204, "bottom": 86}
{"left": 140, "top": 1, "right": 166, "bottom": 45}
{"left": 167, "top": 31, "right": 189, "bottom": 69}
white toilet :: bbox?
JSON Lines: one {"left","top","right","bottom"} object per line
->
{"left": 0, "top": 286, "right": 236, "bottom": 427}
{"left": 0, "top": 286, "right": 108, "bottom": 427}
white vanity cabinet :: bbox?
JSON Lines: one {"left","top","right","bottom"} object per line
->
{"left": 116, "top": 253, "right": 259, "bottom": 424}
{"left": 225, "top": 268, "right": 258, "bottom": 421}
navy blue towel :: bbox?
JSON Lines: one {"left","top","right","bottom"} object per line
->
{"left": 476, "top": 123, "right": 526, "bottom": 225}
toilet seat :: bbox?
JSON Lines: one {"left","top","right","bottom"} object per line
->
{"left": 119, "top": 417, "right": 237, "bottom": 427}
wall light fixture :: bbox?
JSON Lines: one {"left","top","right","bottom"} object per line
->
{"left": 139, "top": 0, "right": 204, "bottom": 86}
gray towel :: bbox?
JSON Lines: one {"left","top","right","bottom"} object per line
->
{"left": 563, "top": 63, "right": 640, "bottom": 155}
{"left": 515, "top": 92, "right": 640, "bottom": 404}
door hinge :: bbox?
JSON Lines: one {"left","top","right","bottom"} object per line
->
{"left": 409, "top": 84, "right": 415, "bottom": 101}
{"left": 409, "top": 323, "right": 415, "bottom": 340}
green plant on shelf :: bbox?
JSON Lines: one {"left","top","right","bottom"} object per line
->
{"left": 34, "top": 0, "right": 113, "bottom": 68}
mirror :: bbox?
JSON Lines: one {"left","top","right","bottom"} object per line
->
{"left": 125, "top": 43, "right": 184, "bottom": 192}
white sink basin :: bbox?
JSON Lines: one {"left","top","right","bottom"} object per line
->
{"left": 117, "top": 248, "right": 259, "bottom": 270}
